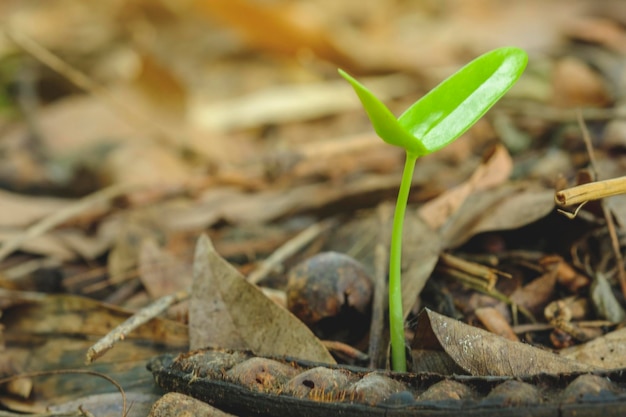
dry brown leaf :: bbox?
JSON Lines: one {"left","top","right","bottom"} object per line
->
{"left": 564, "top": 16, "right": 626, "bottom": 54}
{"left": 0, "top": 289, "right": 187, "bottom": 411}
{"left": 552, "top": 57, "right": 612, "bottom": 108}
{"left": 412, "top": 309, "right": 596, "bottom": 376}
{"left": 419, "top": 144, "right": 513, "bottom": 230}
{"left": 591, "top": 273, "right": 626, "bottom": 323}
{"left": 0, "top": 190, "right": 73, "bottom": 228}
{"left": 189, "top": 74, "right": 415, "bottom": 133}
{"left": 510, "top": 270, "right": 558, "bottom": 318}
{"left": 49, "top": 392, "right": 158, "bottom": 417}
{"left": 189, "top": 235, "right": 335, "bottom": 364}
{"left": 475, "top": 306, "right": 519, "bottom": 342}
{"left": 560, "top": 327, "right": 626, "bottom": 369}
{"left": 0, "top": 227, "right": 113, "bottom": 262}
{"left": 107, "top": 211, "right": 165, "bottom": 283}
{"left": 102, "top": 142, "right": 193, "bottom": 188}
{"left": 440, "top": 182, "right": 555, "bottom": 249}
{"left": 1, "top": 95, "right": 133, "bottom": 160}
{"left": 163, "top": 173, "right": 407, "bottom": 231}
{"left": 0, "top": 290, "right": 188, "bottom": 342}
{"left": 138, "top": 238, "right": 191, "bottom": 299}
{"left": 400, "top": 211, "right": 442, "bottom": 316}
{"left": 190, "top": 0, "right": 360, "bottom": 71}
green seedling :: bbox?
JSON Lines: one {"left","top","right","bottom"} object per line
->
{"left": 340, "top": 47, "right": 527, "bottom": 372}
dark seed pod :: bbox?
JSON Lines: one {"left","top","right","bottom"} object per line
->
{"left": 286, "top": 251, "right": 373, "bottom": 343}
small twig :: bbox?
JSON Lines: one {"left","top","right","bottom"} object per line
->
{"left": 321, "top": 340, "right": 368, "bottom": 361}
{"left": 575, "top": 110, "right": 626, "bottom": 299}
{"left": 0, "top": 370, "right": 126, "bottom": 417}
{"left": 247, "top": 218, "right": 336, "bottom": 285}
{"left": 555, "top": 177, "right": 626, "bottom": 207}
{"left": 368, "top": 202, "right": 393, "bottom": 369}
{"left": 78, "top": 405, "right": 95, "bottom": 417}
{"left": 0, "top": 183, "right": 137, "bottom": 263}
{"left": 85, "top": 288, "right": 190, "bottom": 364}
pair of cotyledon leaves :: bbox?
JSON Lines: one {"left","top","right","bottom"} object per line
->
{"left": 339, "top": 47, "right": 528, "bottom": 158}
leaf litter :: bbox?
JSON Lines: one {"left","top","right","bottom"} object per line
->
{"left": 2, "top": 0, "right": 626, "bottom": 415}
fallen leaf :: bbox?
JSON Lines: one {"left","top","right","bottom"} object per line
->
{"left": 475, "top": 306, "right": 519, "bottom": 342}
{"left": 419, "top": 144, "right": 513, "bottom": 230}
{"left": 411, "top": 309, "right": 596, "bottom": 376}
{"left": 162, "top": 173, "right": 409, "bottom": 231}
{"left": 107, "top": 211, "right": 165, "bottom": 283}
{"left": 552, "top": 56, "right": 611, "bottom": 108}
{"left": 189, "top": 74, "right": 416, "bottom": 133}
{"left": 510, "top": 269, "right": 558, "bottom": 318}
{"left": 400, "top": 211, "right": 442, "bottom": 316}
{"left": 138, "top": 238, "right": 191, "bottom": 299}
{"left": 49, "top": 392, "right": 158, "bottom": 417}
{"left": 591, "top": 273, "right": 626, "bottom": 323}
{"left": 0, "top": 289, "right": 186, "bottom": 411}
{"left": 440, "top": 182, "right": 555, "bottom": 249}
{"left": 0, "top": 190, "right": 73, "bottom": 228}
{"left": 0, "top": 227, "right": 113, "bottom": 262}
{"left": 189, "top": 235, "right": 335, "bottom": 363}
{"left": 102, "top": 142, "right": 193, "bottom": 188}
{"left": 564, "top": 16, "right": 626, "bottom": 54}
{"left": 191, "top": 0, "right": 361, "bottom": 71}
{"left": 560, "top": 327, "right": 626, "bottom": 369}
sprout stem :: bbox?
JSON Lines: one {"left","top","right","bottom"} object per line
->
{"left": 389, "top": 152, "right": 417, "bottom": 372}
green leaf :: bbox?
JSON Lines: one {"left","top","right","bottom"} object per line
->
{"left": 338, "top": 69, "right": 427, "bottom": 156}
{"left": 398, "top": 47, "right": 527, "bottom": 153}
{"left": 339, "top": 47, "right": 528, "bottom": 157}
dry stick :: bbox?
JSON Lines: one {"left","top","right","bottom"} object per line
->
{"left": 320, "top": 340, "right": 368, "bottom": 361}
{"left": 555, "top": 176, "right": 626, "bottom": 207}
{"left": 247, "top": 218, "right": 336, "bottom": 285}
{"left": 0, "top": 183, "right": 137, "bottom": 263}
{"left": 369, "top": 243, "right": 389, "bottom": 369}
{"left": 3, "top": 27, "right": 182, "bottom": 151}
{"left": 575, "top": 110, "right": 626, "bottom": 299}
{"left": 368, "top": 202, "right": 392, "bottom": 369}
{"left": 85, "top": 287, "right": 190, "bottom": 364}
{"left": 0, "top": 369, "right": 127, "bottom": 417}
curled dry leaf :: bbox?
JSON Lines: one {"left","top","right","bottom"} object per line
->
{"left": 510, "top": 270, "right": 557, "bottom": 318}
{"left": 440, "top": 182, "right": 555, "bottom": 249}
{"left": 474, "top": 306, "right": 519, "bottom": 342}
{"left": 189, "top": 235, "right": 335, "bottom": 364}
{"left": 560, "top": 327, "right": 626, "bottom": 370}
{"left": 411, "top": 309, "right": 596, "bottom": 376}
{"left": 591, "top": 273, "right": 626, "bottom": 323}
{"left": 419, "top": 144, "right": 513, "bottom": 230}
